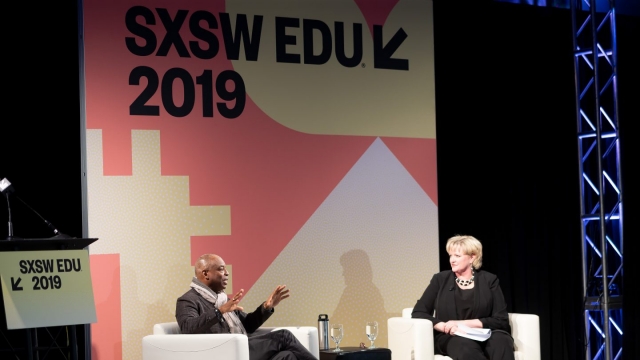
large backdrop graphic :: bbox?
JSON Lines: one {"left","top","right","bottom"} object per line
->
{"left": 82, "top": 1, "right": 438, "bottom": 359}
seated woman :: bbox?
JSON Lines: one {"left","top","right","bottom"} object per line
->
{"left": 412, "top": 235, "right": 514, "bottom": 360}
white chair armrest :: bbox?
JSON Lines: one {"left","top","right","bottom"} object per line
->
{"left": 402, "top": 308, "right": 413, "bottom": 318}
{"left": 153, "top": 322, "right": 181, "bottom": 334}
{"left": 509, "top": 313, "right": 541, "bottom": 360}
{"left": 146, "top": 322, "right": 319, "bottom": 360}
{"left": 142, "top": 334, "right": 249, "bottom": 360}
{"left": 388, "top": 317, "right": 435, "bottom": 360}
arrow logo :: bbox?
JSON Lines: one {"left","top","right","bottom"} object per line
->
{"left": 373, "top": 25, "right": 409, "bottom": 71}
{"left": 11, "top": 277, "right": 23, "bottom": 291}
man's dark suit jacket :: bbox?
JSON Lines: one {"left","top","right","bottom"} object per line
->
{"left": 176, "top": 288, "right": 273, "bottom": 334}
{"left": 411, "top": 270, "right": 511, "bottom": 334}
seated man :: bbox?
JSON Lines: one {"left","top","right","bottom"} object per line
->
{"left": 176, "top": 253, "right": 317, "bottom": 360}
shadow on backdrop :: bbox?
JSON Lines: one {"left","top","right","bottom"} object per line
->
{"left": 331, "top": 249, "right": 390, "bottom": 348}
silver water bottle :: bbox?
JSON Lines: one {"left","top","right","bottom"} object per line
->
{"left": 318, "top": 314, "right": 329, "bottom": 350}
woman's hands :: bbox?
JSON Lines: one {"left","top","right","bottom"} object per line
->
{"left": 436, "top": 319, "right": 483, "bottom": 335}
{"left": 435, "top": 320, "right": 467, "bottom": 335}
{"left": 441, "top": 320, "right": 463, "bottom": 335}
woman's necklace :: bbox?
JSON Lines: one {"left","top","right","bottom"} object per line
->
{"left": 455, "top": 269, "right": 475, "bottom": 286}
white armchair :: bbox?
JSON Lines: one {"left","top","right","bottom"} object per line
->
{"left": 388, "top": 308, "right": 540, "bottom": 360}
{"left": 142, "top": 322, "right": 320, "bottom": 360}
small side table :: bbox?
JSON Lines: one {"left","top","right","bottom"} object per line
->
{"left": 320, "top": 347, "right": 391, "bottom": 360}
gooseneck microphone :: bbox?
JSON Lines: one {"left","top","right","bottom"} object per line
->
{"left": 1, "top": 178, "right": 16, "bottom": 240}
{"left": 14, "top": 195, "right": 70, "bottom": 239}
{"left": 0, "top": 178, "right": 70, "bottom": 240}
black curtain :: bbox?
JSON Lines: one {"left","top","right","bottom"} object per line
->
{"left": 1, "top": 1, "right": 85, "bottom": 359}
{"left": 616, "top": 7, "right": 640, "bottom": 360}
{"left": 434, "top": 1, "right": 638, "bottom": 360}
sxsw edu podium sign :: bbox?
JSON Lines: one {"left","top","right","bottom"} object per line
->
{"left": 0, "top": 250, "right": 97, "bottom": 329}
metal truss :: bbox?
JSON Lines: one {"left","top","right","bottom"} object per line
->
{"left": 571, "top": 1, "right": 623, "bottom": 360}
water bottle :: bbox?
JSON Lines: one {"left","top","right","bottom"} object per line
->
{"left": 318, "top": 314, "right": 329, "bottom": 350}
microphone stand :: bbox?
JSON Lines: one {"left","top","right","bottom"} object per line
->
{"left": 4, "top": 192, "right": 15, "bottom": 240}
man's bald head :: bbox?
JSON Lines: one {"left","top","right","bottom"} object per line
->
{"left": 194, "top": 254, "right": 228, "bottom": 293}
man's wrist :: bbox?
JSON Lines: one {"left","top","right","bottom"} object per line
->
{"left": 214, "top": 307, "right": 226, "bottom": 323}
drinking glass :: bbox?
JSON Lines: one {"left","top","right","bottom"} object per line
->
{"left": 330, "top": 324, "right": 344, "bottom": 352}
{"left": 366, "top": 321, "right": 378, "bottom": 349}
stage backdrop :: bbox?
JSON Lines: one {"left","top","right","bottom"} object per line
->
{"left": 82, "top": 1, "right": 437, "bottom": 359}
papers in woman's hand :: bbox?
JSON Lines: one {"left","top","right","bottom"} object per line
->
{"left": 454, "top": 324, "right": 491, "bottom": 341}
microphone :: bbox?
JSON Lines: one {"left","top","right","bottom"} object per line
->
{"left": 449, "top": 285, "right": 454, "bottom": 291}
{"left": 0, "top": 178, "right": 14, "bottom": 194}
{"left": 1, "top": 178, "right": 16, "bottom": 240}
{"left": 1, "top": 178, "right": 70, "bottom": 240}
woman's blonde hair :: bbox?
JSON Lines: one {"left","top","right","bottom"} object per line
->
{"left": 445, "top": 235, "right": 483, "bottom": 269}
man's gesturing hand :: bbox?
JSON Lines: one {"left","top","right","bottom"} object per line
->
{"left": 264, "top": 285, "right": 290, "bottom": 310}
{"left": 220, "top": 289, "right": 245, "bottom": 313}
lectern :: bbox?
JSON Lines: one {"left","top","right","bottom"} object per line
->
{"left": 0, "top": 237, "right": 98, "bottom": 360}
